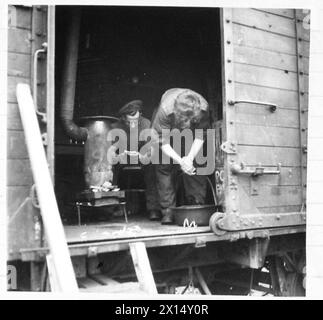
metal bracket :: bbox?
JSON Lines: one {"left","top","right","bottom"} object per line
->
{"left": 250, "top": 177, "right": 259, "bottom": 196}
{"left": 231, "top": 163, "right": 281, "bottom": 177}
{"left": 195, "top": 238, "right": 206, "bottom": 248}
{"left": 213, "top": 212, "right": 306, "bottom": 233}
{"left": 225, "top": 238, "right": 270, "bottom": 269}
{"left": 41, "top": 133, "right": 48, "bottom": 146}
{"left": 220, "top": 141, "right": 237, "bottom": 154}
{"left": 87, "top": 246, "right": 98, "bottom": 257}
{"left": 228, "top": 99, "right": 277, "bottom": 113}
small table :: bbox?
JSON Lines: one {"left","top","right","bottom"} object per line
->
{"left": 75, "top": 190, "right": 127, "bottom": 226}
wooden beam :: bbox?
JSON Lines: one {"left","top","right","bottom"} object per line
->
{"left": 16, "top": 84, "right": 78, "bottom": 292}
{"left": 129, "top": 242, "right": 158, "bottom": 295}
{"left": 46, "top": 254, "right": 60, "bottom": 292}
{"left": 195, "top": 267, "right": 212, "bottom": 295}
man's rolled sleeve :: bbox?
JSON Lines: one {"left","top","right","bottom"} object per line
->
{"left": 193, "top": 110, "right": 211, "bottom": 140}
{"left": 151, "top": 107, "right": 171, "bottom": 146}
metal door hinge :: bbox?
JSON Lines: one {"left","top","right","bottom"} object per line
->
{"left": 220, "top": 141, "right": 237, "bottom": 154}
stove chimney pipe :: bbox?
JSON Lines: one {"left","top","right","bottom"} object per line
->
{"left": 60, "top": 7, "right": 88, "bottom": 142}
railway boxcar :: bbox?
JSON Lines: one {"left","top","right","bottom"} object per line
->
{"left": 7, "top": 5, "right": 309, "bottom": 295}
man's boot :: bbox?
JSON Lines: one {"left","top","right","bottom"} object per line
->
{"left": 161, "top": 208, "right": 174, "bottom": 225}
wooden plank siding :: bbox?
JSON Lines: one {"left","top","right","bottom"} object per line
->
{"left": 8, "top": 52, "right": 31, "bottom": 78}
{"left": 237, "top": 146, "right": 301, "bottom": 167}
{"left": 236, "top": 124, "right": 300, "bottom": 148}
{"left": 229, "top": 8, "right": 309, "bottom": 215}
{"left": 7, "top": 28, "right": 32, "bottom": 54}
{"left": 234, "top": 82, "right": 308, "bottom": 110}
{"left": 0, "top": 1, "right": 8, "bottom": 290}
{"left": 232, "top": 24, "right": 310, "bottom": 58}
{"left": 240, "top": 185, "right": 303, "bottom": 208}
{"left": 7, "top": 130, "right": 28, "bottom": 159}
{"left": 7, "top": 103, "right": 23, "bottom": 131}
{"left": 233, "top": 45, "right": 310, "bottom": 74}
{"left": 7, "top": 186, "right": 31, "bottom": 215}
{"left": 8, "top": 5, "right": 32, "bottom": 30}
{"left": 234, "top": 63, "right": 304, "bottom": 92}
{"left": 7, "top": 160, "right": 33, "bottom": 186}
{"left": 6, "top": 5, "right": 42, "bottom": 257}
{"left": 238, "top": 167, "right": 302, "bottom": 186}
{"left": 251, "top": 8, "right": 295, "bottom": 19}
{"left": 235, "top": 105, "right": 300, "bottom": 128}
{"left": 233, "top": 9, "right": 297, "bottom": 39}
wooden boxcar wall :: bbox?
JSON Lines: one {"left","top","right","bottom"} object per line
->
{"left": 7, "top": 5, "right": 43, "bottom": 259}
{"left": 223, "top": 8, "right": 309, "bottom": 215}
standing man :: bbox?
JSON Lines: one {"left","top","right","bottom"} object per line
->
{"left": 152, "top": 88, "right": 210, "bottom": 224}
{"left": 107, "top": 100, "right": 161, "bottom": 221}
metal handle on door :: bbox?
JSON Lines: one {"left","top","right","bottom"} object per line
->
{"left": 33, "top": 42, "right": 48, "bottom": 122}
{"left": 228, "top": 99, "right": 277, "bottom": 113}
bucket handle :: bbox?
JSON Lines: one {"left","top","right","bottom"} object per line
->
{"left": 206, "top": 176, "right": 218, "bottom": 206}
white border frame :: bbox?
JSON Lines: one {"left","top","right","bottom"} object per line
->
{"left": 1, "top": 0, "right": 323, "bottom": 299}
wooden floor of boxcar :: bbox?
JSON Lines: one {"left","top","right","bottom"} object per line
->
{"left": 20, "top": 217, "right": 305, "bottom": 261}
{"left": 64, "top": 216, "right": 210, "bottom": 244}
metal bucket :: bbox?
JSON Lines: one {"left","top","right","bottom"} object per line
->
{"left": 171, "top": 177, "right": 217, "bottom": 226}
{"left": 80, "top": 116, "right": 118, "bottom": 187}
{"left": 172, "top": 204, "right": 216, "bottom": 226}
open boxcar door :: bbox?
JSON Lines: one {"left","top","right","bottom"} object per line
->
{"left": 211, "top": 8, "right": 309, "bottom": 235}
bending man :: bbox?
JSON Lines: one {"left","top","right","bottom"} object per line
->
{"left": 151, "top": 88, "right": 210, "bottom": 224}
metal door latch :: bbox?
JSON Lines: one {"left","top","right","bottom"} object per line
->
{"left": 231, "top": 163, "right": 281, "bottom": 177}
{"left": 220, "top": 141, "right": 237, "bottom": 154}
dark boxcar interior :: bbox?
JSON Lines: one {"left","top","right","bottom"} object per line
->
{"left": 54, "top": 6, "right": 222, "bottom": 224}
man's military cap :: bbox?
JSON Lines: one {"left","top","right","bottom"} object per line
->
{"left": 118, "top": 100, "right": 143, "bottom": 117}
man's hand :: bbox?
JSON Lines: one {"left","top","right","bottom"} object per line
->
{"left": 118, "top": 151, "right": 127, "bottom": 164}
{"left": 107, "top": 146, "right": 120, "bottom": 165}
{"left": 124, "top": 150, "right": 140, "bottom": 157}
{"left": 139, "top": 152, "right": 150, "bottom": 164}
{"left": 180, "top": 156, "right": 196, "bottom": 175}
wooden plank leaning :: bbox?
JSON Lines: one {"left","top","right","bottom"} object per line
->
{"left": 16, "top": 83, "right": 78, "bottom": 292}
{"left": 129, "top": 242, "right": 158, "bottom": 295}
